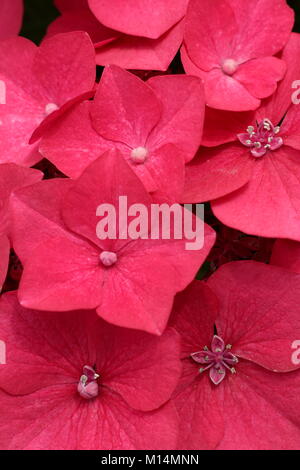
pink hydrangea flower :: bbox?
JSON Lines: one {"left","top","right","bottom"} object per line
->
{"left": 271, "top": 239, "right": 300, "bottom": 273}
{"left": 40, "top": 65, "right": 205, "bottom": 201}
{"left": 0, "top": 32, "right": 96, "bottom": 166}
{"left": 11, "top": 150, "right": 215, "bottom": 335}
{"left": 47, "top": 0, "right": 187, "bottom": 71}
{"left": 182, "top": 0, "right": 294, "bottom": 111}
{"left": 183, "top": 33, "right": 300, "bottom": 241}
{"left": 0, "top": 292, "right": 181, "bottom": 450}
{"left": 0, "top": 164, "right": 42, "bottom": 291}
{"left": 171, "top": 261, "right": 300, "bottom": 450}
{"left": 0, "top": 0, "right": 23, "bottom": 41}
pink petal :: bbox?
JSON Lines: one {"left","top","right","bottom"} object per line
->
{"left": 40, "top": 101, "right": 112, "bottom": 179}
{"left": 212, "top": 146, "right": 300, "bottom": 240}
{"left": 137, "top": 144, "right": 185, "bottom": 200}
{"left": 95, "top": 20, "right": 184, "bottom": 71}
{"left": 208, "top": 260, "right": 300, "bottom": 372}
{"left": 88, "top": 0, "right": 188, "bottom": 39}
{"left": 0, "top": 0, "right": 23, "bottom": 40}
{"left": 0, "top": 163, "right": 42, "bottom": 202}
{"left": 227, "top": 0, "right": 294, "bottom": 60}
{"left": 201, "top": 68, "right": 260, "bottom": 112}
{"left": 182, "top": 144, "right": 253, "bottom": 203}
{"left": 211, "top": 335, "right": 225, "bottom": 354}
{"left": 0, "top": 386, "right": 178, "bottom": 450}
{"left": 174, "top": 373, "right": 223, "bottom": 450}
{"left": 147, "top": 74, "right": 205, "bottom": 162}
{"left": 209, "top": 364, "right": 226, "bottom": 385}
{"left": 78, "top": 395, "right": 179, "bottom": 450}
{"left": 191, "top": 351, "right": 214, "bottom": 364}
{"left": 10, "top": 179, "right": 75, "bottom": 265}
{"left": 257, "top": 33, "right": 300, "bottom": 126}
{"left": 234, "top": 57, "right": 286, "bottom": 99}
{"left": 171, "top": 281, "right": 219, "bottom": 350}
{"left": 102, "top": 326, "right": 182, "bottom": 411}
{"left": 217, "top": 361, "right": 300, "bottom": 450}
{"left": 33, "top": 32, "right": 96, "bottom": 106}
{"left": 202, "top": 106, "right": 255, "bottom": 147}
{"left": 184, "top": 0, "right": 237, "bottom": 71}
{"left": 92, "top": 65, "right": 161, "bottom": 147}
{"left": 18, "top": 235, "right": 103, "bottom": 311}
{"left": 0, "top": 163, "right": 42, "bottom": 243}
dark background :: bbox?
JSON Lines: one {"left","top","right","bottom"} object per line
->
{"left": 20, "top": 0, "right": 300, "bottom": 45}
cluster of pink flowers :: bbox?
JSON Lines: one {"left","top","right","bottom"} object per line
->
{"left": 0, "top": 0, "right": 300, "bottom": 450}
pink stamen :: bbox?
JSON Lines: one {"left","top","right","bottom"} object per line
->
{"left": 77, "top": 365, "right": 99, "bottom": 400}
{"left": 191, "top": 335, "right": 238, "bottom": 385}
{"left": 238, "top": 118, "right": 283, "bottom": 158}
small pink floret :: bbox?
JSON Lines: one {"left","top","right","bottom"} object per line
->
{"left": 191, "top": 335, "right": 238, "bottom": 385}
{"left": 100, "top": 251, "right": 118, "bottom": 267}
{"left": 131, "top": 147, "right": 148, "bottom": 163}
{"left": 222, "top": 59, "right": 239, "bottom": 76}
{"left": 238, "top": 118, "right": 283, "bottom": 158}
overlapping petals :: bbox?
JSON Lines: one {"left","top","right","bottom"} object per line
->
{"left": 171, "top": 262, "right": 300, "bottom": 449}
{"left": 0, "top": 32, "right": 96, "bottom": 165}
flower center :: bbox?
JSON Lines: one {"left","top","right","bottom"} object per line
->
{"left": 238, "top": 118, "right": 283, "bottom": 158}
{"left": 191, "top": 335, "right": 238, "bottom": 385}
{"left": 131, "top": 147, "right": 148, "bottom": 163}
{"left": 222, "top": 59, "right": 238, "bottom": 76}
{"left": 77, "top": 365, "right": 100, "bottom": 400}
{"left": 100, "top": 251, "right": 117, "bottom": 267}
{"left": 44, "top": 102, "right": 59, "bottom": 116}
